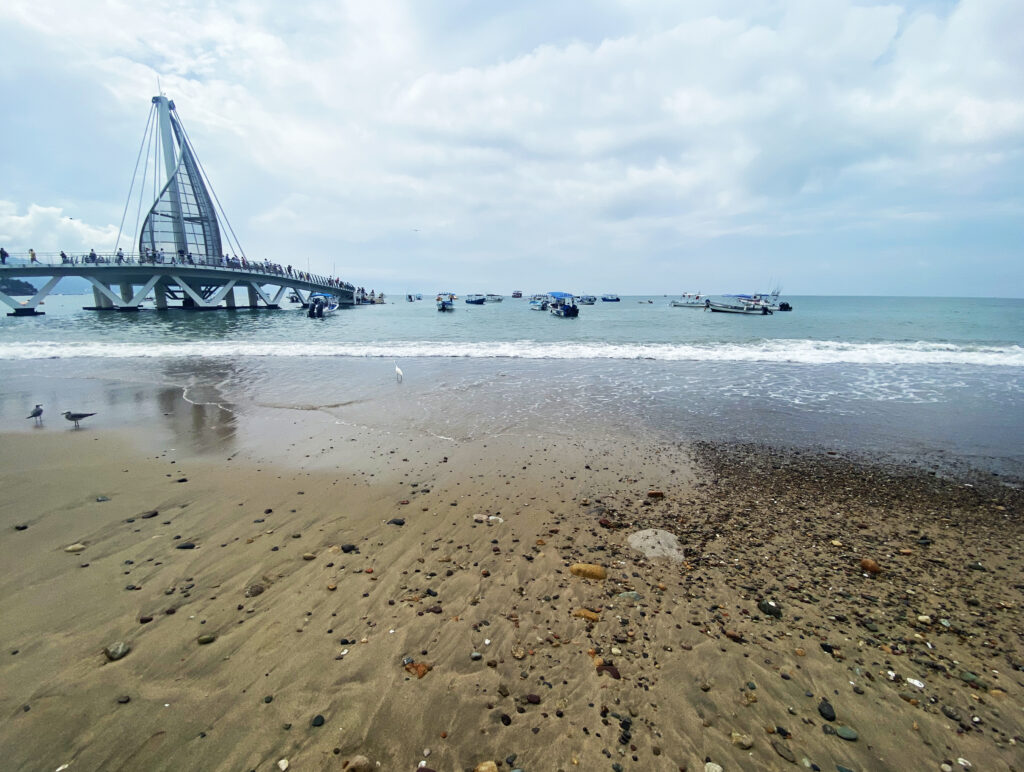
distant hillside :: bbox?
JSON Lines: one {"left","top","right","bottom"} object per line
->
{"left": 0, "top": 277, "right": 37, "bottom": 296}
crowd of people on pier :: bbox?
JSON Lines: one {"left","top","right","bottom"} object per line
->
{"left": 1, "top": 247, "right": 354, "bottom": 292}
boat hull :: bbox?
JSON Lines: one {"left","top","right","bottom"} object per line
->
{"left": 706, "top": 302, "right": 772, "bottom": 315}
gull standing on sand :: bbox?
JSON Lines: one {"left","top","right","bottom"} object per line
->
{"left": 62, "top": 410, "right": 96, "bottom": 428}
{"left": 395, "top": 362, "right": 403, "bottom": 383}
{"left": 27, "top": 404, "right": 43, "bottom": 424}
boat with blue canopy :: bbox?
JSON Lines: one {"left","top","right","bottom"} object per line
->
{"left": 548, "top": 291, "right": 580, "bottom": 318}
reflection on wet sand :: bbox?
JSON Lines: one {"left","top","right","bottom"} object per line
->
{"left": 156, "top": 386, "right": 236, "bottom": 455}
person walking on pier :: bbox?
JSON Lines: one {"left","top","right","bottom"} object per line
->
{"left": 116, "top": 248, "right": 125, "bottom": 264}
{"left": 29, "top": 248, "right": 38, "bottom": 264}
{"left": 1, "top": 247, "right": 8, "bottom": 264}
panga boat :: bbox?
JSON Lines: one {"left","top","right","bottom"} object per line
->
{"left": 577, "top": 294, "right": 596, "bottom": 305}
{"left": 307, "top": 293, "right": 339, "bottom": 318}
{"left": 528, "top": 294, "right": 549, "bottom": 310}
{"left": 705, "top": 299, "right": 772, "bottom": 315}
{"left": 548, "top": 291, "right": 580, "bottom": 318}
{"left": 465, "top": 294, "right": 486, "bottom": 305}
{"left": 601, "top": 294, "right": 620, "bottom": 302}
{"left": 485, "top": 293, "right": 503, "bottom": 303}
{"left": 670, "top": 292, "right": 705, "bottom": 308}
{"left": 511, "top": 290, "right": 523, "bottom": 298}
{"left": 436, "top": 292, "right": 456, "bottom": 311}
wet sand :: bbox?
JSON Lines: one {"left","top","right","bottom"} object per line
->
{"left": 0, "top": 416, "right": 1021, "bottom": 771}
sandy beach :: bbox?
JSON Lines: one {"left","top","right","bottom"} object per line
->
{"left": 1, "top": 415, "right": 1021, "bottom": 772}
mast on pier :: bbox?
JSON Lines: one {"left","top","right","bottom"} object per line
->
{"left": 138, "top": 96, "right": 223, "bottom": 260}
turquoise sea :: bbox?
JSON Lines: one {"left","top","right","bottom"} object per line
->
{"left": 1, "top": 293, "right": 1022, "bottom": 481}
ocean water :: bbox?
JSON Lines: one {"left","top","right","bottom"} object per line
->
{"left": 1, "top": 293, "right": 1021, "bottom": 481}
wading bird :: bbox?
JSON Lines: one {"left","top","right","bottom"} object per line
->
{"left": 62, "top": 410, "right": 96, "bottom": 428}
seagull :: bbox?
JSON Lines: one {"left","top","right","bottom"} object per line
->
{"left": 27, "top": 404, "right": 43, "bottom": 424}
{"left": 395, "top": 362, "right": 404, "bottom": 383}
{"left": 62, "top": 410, "right": 96, "bottom": 428}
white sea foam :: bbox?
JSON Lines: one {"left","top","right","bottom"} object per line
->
{"left": 2, "top": 339, "right": 1022, "bottom": 366}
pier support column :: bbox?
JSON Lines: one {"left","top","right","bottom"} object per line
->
{"left": 92, "top": 287, "right": 105, "bottom": 308}
{"left": 155, "top": 285, "right": 168, "bottom": 310}
{"left": 224, "top": 287, "right": 236, "bottom": 309}
{"left": 120, "top": 283, "right": 133, "bottom": 303}
{"left": 247, "top": 286, "right": 260, "bottom": 308}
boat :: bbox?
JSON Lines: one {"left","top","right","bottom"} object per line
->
{"left": 436, "top": 292, "right": 456, "bottom": 311}
{"left": 705, "top": 299, "right": 772, "bottom": 315}
{"left": 465, "top": 293, "right": 486, "bottom": 305}
{"left": 601, "top": 294, "right": 620, "bottom": 302}
{"left": 528, "top": 294, "right": 549, "bottom": 311}
{"left": 307, "top": 292, "right": 339, "bottom": 318}
{"left": 485, "top": 294, "right": 503, "bottom": 303}
{"left": 577, "top": 295, "right": 596, "bottom": 305}
{"left": 548, "top": 291, "right": 580, "bottom": 318}
{"left": 511, "top": 290, "right": 523, "bottom": 298}
{"left": 406, "top": 294, "right": 415, "bottom": 302}
{"left": 670, "top": 292, "right": 705, "bottom": 308}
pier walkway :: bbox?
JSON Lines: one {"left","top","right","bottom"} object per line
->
{"left": 0, "top": 251, "right": 354, "bottom": 315}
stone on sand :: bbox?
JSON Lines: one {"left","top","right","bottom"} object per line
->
{"left": 626, "top": 529, "right": 686, "bottom": 561}
{"left": 569, "top": 563, "right": 606, "bottom": 580}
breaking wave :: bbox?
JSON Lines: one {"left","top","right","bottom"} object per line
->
{"left": 2, "top": 339, "right": 1022, "bottom": 366}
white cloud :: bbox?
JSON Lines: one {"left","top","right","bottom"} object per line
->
{"left": 0, "top": 0, "right": 1021, "bottom": 294}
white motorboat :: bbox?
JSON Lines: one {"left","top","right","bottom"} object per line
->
{"left": 437, "top": 292, "right": 456, "bottom": 311}
{"left": 577, "top": 295, "right": 596, "bottom": 305}
{"left": 485, "top": 293, "right": 503, "bottom": 302}
{"left": 528, "top": 294, "right": 549, "bottom": 311}
{"left": 307, "top": 293, "right": 339, "bottom": 318}
{"left": 705, "top": 299, "right": 772, "bottom": 315}
{"left": 670, "top": 292, "right": 705, "bottom": 308}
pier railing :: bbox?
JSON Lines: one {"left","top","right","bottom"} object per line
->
{"left": 0, "top": 250, "right": 351, "bottom": 291}
{"left": 0, "top": 250, "right": 358, "bottom": 315}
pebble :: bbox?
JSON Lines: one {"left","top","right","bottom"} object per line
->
{"left": 731, "top": 731, "right": 753, "bottom": 749}
{"left": 705, "top": 763, "right": 724, "bottom": 772}
{"left": 836, "top": 726, "right": 858, "bottom": 741}
{"left": 859, "top": 557, "right": 881, "bottom": 574}
{"left": 771, "top": 738, "right": 796, "bottom": 763}
{"left": 569, "top": 563, "right": 606, "bottom": 580}
{"left": 346, "top": 755, "right": 372, "bottom": 772}
{"left": 175, "top": 542, "right": 196, "bottom": 550}
{"left": 65, "top": 543, "right": 87, "bottom": 553}
{"left": 818, "top": 699, "right": 837, "bottom": 722}
{"left": 197, "top": 634, "right": 216, "bottom": 645}
{"left": 387, "top": 518, "right": 405, "bottom": 526}
{"left": 311, "top": 714, "right": 325, "bottom": 727}
{"left": 470, "top": 651, "right": 483, "bottom": 660}
{"left": 104, "top": 641, "right": 130, "bottom": 661}
{"left": 758, "top": 599, "right": 783, "bottom": 618}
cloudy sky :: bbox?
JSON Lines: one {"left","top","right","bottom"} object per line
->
{"left": 1, "top": 0, "right": 1021, "bottom": 296}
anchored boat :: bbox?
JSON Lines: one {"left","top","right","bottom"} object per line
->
{"left": 307, "top": 293, "right": 339, "bottom": 318}
{"left": 548, "top": 291, "right": 580, "bottom": 318}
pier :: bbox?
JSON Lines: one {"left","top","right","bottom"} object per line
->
{"left": 1, "top": 94, "right": 355, "bottom": 316}
{"left": 0, "top": 252, "right": 353, "bottom": 315}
